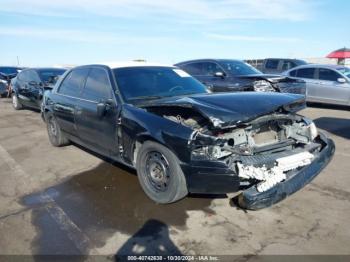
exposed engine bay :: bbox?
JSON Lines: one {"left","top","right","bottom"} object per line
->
{"left": 147, "top": 106, "right": 320, "bottom": 193}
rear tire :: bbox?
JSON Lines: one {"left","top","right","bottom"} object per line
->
{"left": 12, "top": 93, "right": 23, "bottom": 110}
{"left": 46, "top": 114, "right": 70, "bottom": 147}
{"left": 136, "top": 141, "right": 188, "bottom": 204}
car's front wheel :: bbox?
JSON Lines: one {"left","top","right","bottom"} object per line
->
{"left": 46, "top": 114, "right": 70, "bottom": 147}
{"left": 136, "top": 141, "right": 188, "bottom": 204}
{"left": 12, "top": 93, "right": 23, "bottom": 110}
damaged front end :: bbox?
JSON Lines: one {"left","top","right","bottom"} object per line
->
{"left": 147, "top": 104, "right": 335, "bottom": 210}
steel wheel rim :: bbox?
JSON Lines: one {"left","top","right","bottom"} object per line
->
{"left": 145, "top": 151, "right": 170, "bottom": 192}
{"left": 48, "top": 117, "right": 57, "bottom": 137}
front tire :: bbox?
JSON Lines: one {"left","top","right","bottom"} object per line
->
{"left": 136, "top": 141, "right": 188, "bottom": 204}
{"left": 12, "top": 93, "right": 23, "bottom": 110}
{"left": 46, "top": 114, "right": 70, "bottom": 147}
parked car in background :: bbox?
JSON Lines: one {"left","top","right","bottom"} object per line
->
{"left": 175, "top": 59, "right": 306, "bottom": 95}
{"left": 283, "top": 64, "right": 350, "bottom": 106}
{"left": 42, "top": 62, "right": 334, "bottom": 210}
{"left": 245, "top": 58, "right": 307, "bottom": 74}
{"left": 12, "top": 68, "right": 66, "bottom": 110}
{"left": 0, "top": 66, "right": 23, "bottom": 97}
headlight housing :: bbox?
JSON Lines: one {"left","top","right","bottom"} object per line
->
{"left": 253, "top": 80, "right": 275, "bottom": 92}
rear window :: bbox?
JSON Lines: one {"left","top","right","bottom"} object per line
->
{"left": 58, "top": 68, "right": 89, "bottom": 97}
{"left": 180, "top": 63, "right": 202, "bottom": 75}
{"left": 39, "top": 69, "right": 65, "bottom": 84}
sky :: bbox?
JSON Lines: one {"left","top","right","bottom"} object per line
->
{"left": 0, "top": 0, "right": 349, "bottom": 67}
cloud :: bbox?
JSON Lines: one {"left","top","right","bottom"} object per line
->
{"left": 0, "top": 26, "right": 177, "bottom": 44}
{"left": 206, "top": 33, "right": 302, "bottom": 42}
{"left": 0, "top": 0, "right": 312, "bottom": 21}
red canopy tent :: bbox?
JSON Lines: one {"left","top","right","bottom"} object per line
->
{"left": 327, "top": 48, "right": 350, "bottom": 65}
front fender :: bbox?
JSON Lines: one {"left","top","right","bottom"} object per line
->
{"left": 120, "top": 104, "right": 194, "bottom": 164}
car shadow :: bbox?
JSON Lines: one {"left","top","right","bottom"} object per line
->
{"left": 307, "top": 102, "right": 350, "bottom": 111}
{"left": 115, "top": 219, "right": 183, "bottom": 259}
{"left": 22, "top": 159, "right": 219, "bottom": 255}
{"left": 314, "top": 117, "right": 350, "bottom": 140}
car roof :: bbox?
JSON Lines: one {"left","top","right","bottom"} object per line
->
{"left": 97, "top": 61, "right": 173, "bottom": 69}
{"left": 175, "top": 59, "right": 242, "bottom": 66}
{"left": 21, "top": 67, "right": 66, "bottom": 71}
{"left": 288, "top": 64, "right": 347, "bottom": 71}
{"left": 0, "top": 66, "right": 23, "bottom": 69}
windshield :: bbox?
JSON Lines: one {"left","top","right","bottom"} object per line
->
{"left": 337, "top": 67, "right": 350, "bottom": 78}
{"left": 0, "top": 67, "right": 21, "bottom": 75}
{"left": 219, "top": 60, "right": 262, "bottom": 76}
{"left": 39, "top": 69, "right": 66, "bottom": 84}
{"left": 114, "top": 67, "right": 208, "bottom": 102}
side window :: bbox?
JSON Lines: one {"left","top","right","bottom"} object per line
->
{"left": 318, "top": 68, "right": 341, "bottom": 82}
{"left": 265, "top": 59, "right": 279, "bottom": 70}
{"left": 82, "top": 68, "right": 112, "bottom": 102}
{"left": 289, "top": 69, "right": 297, "bottom": 77}
{"left": 296, "top": 68, "right": 316, "bottom": 79}
{"left": 58, "top": 68, "right": 89, "bottom": 97}
{"left": 200, "top": 62, "right": 224, "bottom": 76}
{"left": 181, "top": 63, "right": 202, "bottom": 75}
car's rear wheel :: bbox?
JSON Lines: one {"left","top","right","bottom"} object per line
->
{"left": 136, "top": 141, "right": 188, "bottom": 204}
{"left": 46, "top": 114, "right": 69, "bottom": 147}
{"left": 12, "top": 93, "right": 23, "bottom": 110}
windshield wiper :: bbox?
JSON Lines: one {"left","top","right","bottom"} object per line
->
{"left": 128, "top": 95, "right": 163, "bottom": 101}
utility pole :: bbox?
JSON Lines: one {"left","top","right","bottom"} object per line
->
{"left": 16, "top": 56, "right": 20, "bottom": 66}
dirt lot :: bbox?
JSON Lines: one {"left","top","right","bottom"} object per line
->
{"left": 0, "top": 97, "right": 349, "bottom": 258}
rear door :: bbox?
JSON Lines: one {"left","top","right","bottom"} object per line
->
{"left": 75, "top": 67, "right": 118, "bottom": 155}
{"left": 294, "top": 67, "right": 318, "bottom": 101}
{"left": 54, "top": 68, "right": 89, "bottom": 136}
{"left": 316, "top": 68, "right": 350, "bottom": 105}
{"left": 26, "top": 70, "right": 42, "bottom": 108}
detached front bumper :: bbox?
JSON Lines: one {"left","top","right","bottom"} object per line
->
{"left": 238, "top": 132, "right": 335, "bottom": 210}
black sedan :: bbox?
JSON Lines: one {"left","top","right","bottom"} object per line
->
{"left": 12, "top": 68, "right": 66, "bottom": 110}
{"left": 0, "top": 66, "right": 23, "bottom": 97}
{"left": 42, "top": 63, "right": 334, "bottom": 209}
{"left": 175, "top": 59, "right": 305, "bottom": 95}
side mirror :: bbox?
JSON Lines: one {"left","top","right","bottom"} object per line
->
{"left": 214, "top": 72, "right": 225, "bottom": 78}
{"left": 97, "top": 99, "right": 114, "bottom": 118}
{"left": 337, "top": 78, "right": 347, "bottom": 84}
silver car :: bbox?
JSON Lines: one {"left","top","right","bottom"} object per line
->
{"left": 283, "top": 64, "right": 350, "bottom": 106}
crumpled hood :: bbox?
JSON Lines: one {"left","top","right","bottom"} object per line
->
{"left": 233, "top": 73, "right": 294, "bottom": 83}
{"left": 143, "top": 92, "right": 306, "bottom": 128}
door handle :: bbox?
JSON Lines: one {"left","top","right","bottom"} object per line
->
{"left": 54, "top": 103, "right": 74, "bottom": 113}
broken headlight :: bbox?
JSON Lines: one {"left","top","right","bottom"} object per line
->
{"left": 253, "top": 80, "right": 275, "bottom": 92}
{"left": 308, "top": 122, "right": 318, "bottom": 141}
{"left": 191, "top": 146, "right": 231, "bottom": 160}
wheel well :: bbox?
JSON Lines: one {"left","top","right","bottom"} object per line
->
{"left": 132, "top": 136, "right": 163, "bottom": 166}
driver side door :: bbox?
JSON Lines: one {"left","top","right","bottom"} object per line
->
{"left": 75, "top": 67, "right": 119, "bottom": 156}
